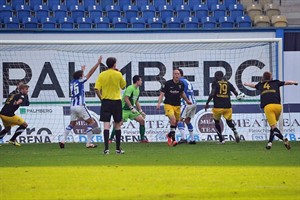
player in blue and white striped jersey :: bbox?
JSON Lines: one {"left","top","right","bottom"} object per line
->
{"left": 177, "top": 68, "right": 197, "bottom": 144}
{"left": 59, "top": 56, "right": 102, "bottom": 149}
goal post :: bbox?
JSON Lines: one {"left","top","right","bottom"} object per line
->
{"left": 0, "top": 38, "right": 284, "bottom": 143}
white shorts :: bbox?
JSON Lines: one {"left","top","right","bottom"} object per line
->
{"left": 70, "top": 105, "right": 91, "bottom": 121}
{"left": 180, "top": 104, "right": 197, "bottom": 119}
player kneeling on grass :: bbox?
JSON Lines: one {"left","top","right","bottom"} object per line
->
{"left": 59, "top": 56, "right": 102, "bottom": 149}
{"left": 205, "top": 71, "right": 244, "bottom": 144}
{"left": 244, "top": 71, "right": 298, "bottom": 150}
{"left": 109, "top": 75, "right": 147, "bottom": 143}
{"left": 0, "top": 84, "right": 30, "bottom": 146}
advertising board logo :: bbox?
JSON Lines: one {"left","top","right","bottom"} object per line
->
{"left": 73, "top": 110, "right": 101, "bottom": 134}
{"left": 195, "top": 109, "right": 224, "bottom": 134}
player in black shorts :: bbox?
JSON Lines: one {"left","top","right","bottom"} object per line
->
{"left": 157, "top": 69, "right": 192, "bottom": 146}
{"left": 244, "top": 71, "right": 298, "bottom": 150}
{"left": 205, "top": 71, "right": 244, "bottom": 144}
{"left": 0, "top": 84, "right": 30, "bottom": 146}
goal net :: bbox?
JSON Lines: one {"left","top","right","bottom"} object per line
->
{"left": 0, "top": 38, "right": 284, "bottom": 144}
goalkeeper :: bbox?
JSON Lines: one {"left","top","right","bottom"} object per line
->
{"left": 205, "top": 71, "right": 244, "bottom": 144}
{"left": 109, "top": 75, "right": 147, "bottom": 143}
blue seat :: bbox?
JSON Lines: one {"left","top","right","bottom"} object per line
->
{"left": 22, "top": 17, "right": 39, "bottom": 28}
{"left": 29, "top": 0, "right": 43, "bottom": 9}
{"left": 34, "top": 5, "right": 49, "bottom": 21}
{"left": 94, "top": 17, "right": 110, "bottom": 28}
{"left": 52, "top": 5, "right": 68, "bottom": 19}
{"left": 58, "top": 17, "right": 74, "bottom": 29}
{"left": 201, "top": 16, "right": 216, "bottom": 28}
{"left": 154, "top": 0, "right": 167, "bottom": 9}
{"left": 105, "top": 5, "right": 121, "bottom": 22}
{"left": 76, "top": 17, "right": 92, "bottom": 29}
{"left": 112, "top": 17, "right": 128, "bottom": 28}
{"left": 0, "top": 5, "right": 13, "bottom": 20}
{"left": 206, "top": 0, "right": 219, "bottom": 9}
{"left": 41, "top": 17, "right": 56, "bottom": 29}
{"left": 123, "top": 5, "right": 138, "bottom": 21}
{"left": 69, "top": 5, "right": 85, "bottom": 20}
{"left": 66, "top": 0, "right": 78, "bottom": 9}
{"left": 183, "top": 16, "right": 199, "bottom": 28}
{"left": 223, "top": 0, "right": 237, "bottom": 9}
{"left": 171, "top": 0, "right": 184, "bottom": 9}
{"left": 84, "top": 0, "right": 96, "bottom": 9}
{"left": 229, "top": 4, "right": 244, "bottom": 20}
{"left": 147, "top": 17, "right": 163, "bottom": 28}
{"left": 118, "top": 0, "right": 131, "bottom": 8}
{"left": 3, "top": 17, "right": 20, "bottom": 28}
{"left": 211, "top": 4, "right": 226, "bottom": 19}
{"left": 192, "top": 4, "right": 208, "bottom": 19}
{"left": 136, "top": 0, "right": 149, "bottom": 9}
{"left": 11, "top": 0, "right": 25, "bottom": 9}
{"left": 16, "top": 5, "right": 31, "bottom": 21}
{"left": 219, "top": 16, "right": 234, "bottom": 28}
{"left": 47, "top": 0, "right": 61, "bottom": 8}
{"left": 158, "top": 5, "right": 174, "bottom": 22}
{"left": 140, "top": 5, "right": 156, "bottom": 19}
{"left": 236, "top": 15, "right": 251, "bottom": 27}
{"left": 176, "top": 4, "right": 190, "bottom": 22}
{"left": 165, "top": 16, "right": 181, "bottom": 28}
{"left": 88, "top": 5, "right": 102, "bottom": 19}
{"left": 130, "top": 17, "right": 146, "bottom": 28}
{"left": 101, "top": 0, "right": 114, "bottom": 9}
{"left": 188, "top": 0, "right": 201, "bottom": 5}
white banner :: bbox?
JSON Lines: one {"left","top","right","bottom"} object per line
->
{"left": 1, "top": 106, "right": 299, "bottom": 144}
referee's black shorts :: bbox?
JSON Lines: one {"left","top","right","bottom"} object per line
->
{"left": 100, "top": 99, "right": 122, "bottom": 123}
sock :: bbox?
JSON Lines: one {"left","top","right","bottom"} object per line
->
{"left": 273, "top": 127, "right": 284, "bottom": 140}
{"left": 10, "top": 125, "right": 26, "bottom": 141}
{"left": 268, "top": 129, "right": 274, "bottom": 143}
{"left": 170, "top": 125, "right": 176, "bottom": 141}
{"left": 62, "top": 125, "right": 73, "bottom": 143}
{"left": 186, "top": 123, "right": 194, "bottom": 141}
{"left": 0, "top": 129, "right": 8, "bottom": 139}
{"left": 115, "top": 130, "right": 121, "bottom": 150}
{"left": 226, "top": 120, "right": 236, "bottom": 131}
{"left": 110, "top": 129, "right": 116, "bottom": 140}
{"left": 177, "top": 121, "right": 185, "bottom": 140}
{"left": 214, "top": 121, "right": 223, "bottom": 142}
{"left": 140, "top": 125, "right": 145, "bottom": 140}
{"left": 86, "top": 126, "right": 93, "bottom": 145}
{"left": 103, "top": 129, "right": 109, "bottom": 150}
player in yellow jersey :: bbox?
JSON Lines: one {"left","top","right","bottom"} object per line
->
{"left": 244, "top": 71, "right": 298, "bottom": 150}
{"left": 0, "top": 84, "right": 30, "bottom": 146}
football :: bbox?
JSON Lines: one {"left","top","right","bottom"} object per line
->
{"left": 237, "top": 92, "right": 246, "bottom": 100}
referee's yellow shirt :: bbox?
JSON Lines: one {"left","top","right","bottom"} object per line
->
{"left": 94, "top": 69, "right": 126, "bottom": 100}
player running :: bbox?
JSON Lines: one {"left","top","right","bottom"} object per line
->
{"left": 205, "top": 71, "right": 244, "bottom": 144}
{"left": 244, "top": 71, "right": 298, "bottom": 150}
{"left": 177, "top": 69, "right": 197, "bottom": 144}
{"left": 0, "top": 84, "right": 30, "bottom": 146}
{"left": 109, "top": 75, "right": 147, "bottom": 143}
{"left": 59, "top": 56, "right": 102, "bottom": 149}
{"left": 157, "top": 69, "right": 192, "bottom": 147}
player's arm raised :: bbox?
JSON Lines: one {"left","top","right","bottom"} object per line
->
{"left": 284, "top": 80, "right": 298, "bottom": 86}
{"left": 244, "top": 82, "right": 256, "bottom": 88}
{"left": 85, "top": 56, "right": 102, "bottom": 80}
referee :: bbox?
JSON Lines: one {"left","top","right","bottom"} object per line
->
{"left": 95, "top": 57, "right": 126, "bottom": 155}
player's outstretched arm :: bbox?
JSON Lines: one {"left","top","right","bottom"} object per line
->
{"left": 85, "top": 56, "right": 102, "bottom": 80}
{"left": 284, "top": 81, "right": 298, "bottom": 86}
{"left": 244, "top": 82, "right": 256, "bottom": 88}
{"left": 205, "top": 89, "right": 215, "bottom": 111}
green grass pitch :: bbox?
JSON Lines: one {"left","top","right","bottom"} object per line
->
{"left": 1, "top": 141, "right": 299, "bottom": 200}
